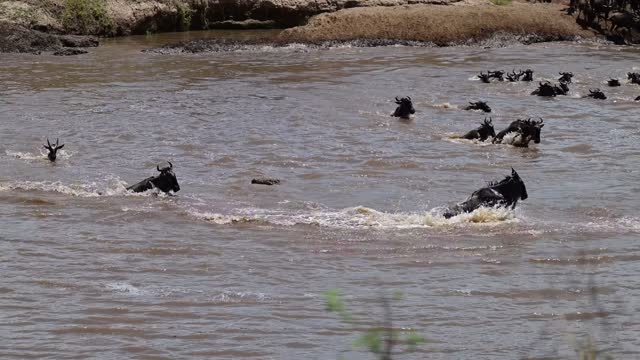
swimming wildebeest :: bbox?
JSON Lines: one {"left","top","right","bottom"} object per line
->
{"left": 506, "top": 69, "right": 524, "bottom": 82}
{"left": 635, "top": 95, "right": 640, "bottom": 101}
{"left": 586, "top": 88, "right": 607, "bottom": 99}
{"left": 532, "top": 81, "right": 569, "bottom": 97}
{"left": 43, "top": 138, "right": 64, "bottom": 162}
{"left": 531, "top": 81, "right": 558, "bottom": 97}
{"left": 127, "top": 162, "right": 180, "bottom": 194}
{"left": 558, "top": 72, "right": 574, "bottom": 84}
{"left": 488, "top": 70, "right": 505, "bottom": 81}
{"left": 462, "top": 117, "right": 496, "bottom": 141}
{"left": 493, "top": 118, "right": 544, "bottom": 148}
{"left": 628, "top": 72, "right": 640, "bottom": 85}
{"left": 443, "top": 168, "right": 528, "bottom": 219}
{"left": 391, "top": 97, "right": 415, "bottom": 119}
{"left": 608, "top": 78, "right": 621, "bottom": 87}
{"left": 464, "top": 101, "right": 492, "bottom": 113}
{"left": 478, "top": 71, "right": 491, "bottom": 83}
{"left": 522, "top": 69, "right": 534, "bottom": 82}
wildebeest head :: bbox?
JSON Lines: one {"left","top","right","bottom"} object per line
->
{"left": 155, "top": 162, "right": 180, "bottom": 193}
{"left": 466, "top": 101, "right": 491, "bottom": 113}
{"left": 508, "top": 168, "right": 528, "bottom": 201}
{"left": 525, "top": 118, "right": 544, "bottom": 144}
{"left": 479, "top": 117, "right": 496, "bottom": 139}
{"left": 532, "top": 81, "right": 557, "bottom": 97}
{"left": 43, "top": 138, "right": 64, "bottom": 162}
{"left": 588, "top": 88, "right": 607, "bottom": 100}
{"left": 627, "top": 72, "right": 640, "bottom": 84}
{"left": 558, "top": 72, "right": 574, "bottom": 84}
{"left": 608, "top": 78, "right": 621, "bottom": 87}
{"left": 488, "top": 70, "right": 505, "bottom": 81}
{"left": 478, "top": 71, "right": 491, "bottom": 83}
{"left": 522, "top": 69, "right": 534, "bottom": 82}
{"left": 506, "top": 69, "right": 524, "bottom": 82}
{"left": 392, "top": 96, "right": 415, "bottom": 119}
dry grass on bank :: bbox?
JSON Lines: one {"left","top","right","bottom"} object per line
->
{"left": 279, "top": 2, "right": 595, "bottom": 45}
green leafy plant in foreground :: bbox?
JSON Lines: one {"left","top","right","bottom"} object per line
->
{"left": 490, "top": 0, "right": 512, "bottom": 5}
{"left": 325, "top": 289, "right": 426, "bottom": 360}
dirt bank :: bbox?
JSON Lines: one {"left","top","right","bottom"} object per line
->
{"left": 0, "top": 0, "right": 464, "bottom": 36}
{"left": 147, "top": 1, "right": 597, "bottom": 53}
{"left": 279, "top": 2, "right": 596, "bottom": 45}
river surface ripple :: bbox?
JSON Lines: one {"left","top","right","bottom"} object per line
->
{"left": 1, "top": 33, "right": 640, "bottom": 359}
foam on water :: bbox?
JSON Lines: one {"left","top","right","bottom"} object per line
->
{"left": 186, "top": 205, "right": 516, "bottom": 229}
{"left": 0, "top": 178, "right": 170, "bottom": 198}
{"left": 6, "top": 149, "right": 73, "bottom": 161}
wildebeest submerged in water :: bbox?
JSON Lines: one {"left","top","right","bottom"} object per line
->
{"left": 493, "top": 118, "right": 544, "bottom": 148}
{"left": 462, "top": 117, "right": 496, "bottom": 141}
{"left": 586, "top": 88, "right": 607, "bottom": 100}
{"left": 558, "top": 72, "right": 574, "bottom": 84}
{"left": 608, "top": 79, "right": 621, "bottom": 87}
{"left": 464, "top": 101, "right": 491, "bottom": 113}
{"left": 391, "top": 97, "right": 415, "bottom": 119}
{"left": 127, "top": 162, "right": 180, "bottom": 194}
{"left": 443, "top": 168, "right": 528, "bottom": 219}
{"left": 43, "top": 138, "right": 64, "bottom": 162}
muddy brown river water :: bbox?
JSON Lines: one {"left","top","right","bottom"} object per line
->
{"left": 1, "top": 31, "right": 640, "bottom": 359}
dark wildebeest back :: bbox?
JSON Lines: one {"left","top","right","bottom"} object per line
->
{"left": 127, "top": 162, "right": 180, "bottom": 194}
{"left": 443, "top": 168, "right": 528, "bottom": 219}
{"left": 558, "top": 72, "right": 574, "bottom": 84}
{"left": 493, "top": 118, "right": 544, "bottom": 148}
{"left": 464, "top": 101, "right": 492, "bottom": 113}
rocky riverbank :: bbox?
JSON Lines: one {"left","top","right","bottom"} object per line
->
{"left": 0, "top": 0, "right": 599, "bottom": 54}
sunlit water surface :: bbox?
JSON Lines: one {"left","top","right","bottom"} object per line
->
{"left": 1, "top": 32, "right": 640, "bottom": 359}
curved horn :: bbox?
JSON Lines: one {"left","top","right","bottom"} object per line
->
{"left": 55, "top": 138, "right": 59, "bottom": 147}
{"left": 407, "top": 96, "right": 412, "bottom": 101}
{"left": 538, "top": 117, "right": 544, "bottom": 124}
{"left": 395, "top": 97, "right": 400, "bottom": 102}
{"left": 46, "top": 138, "right": 51, "bottom": 148}
{"left": 168, "top": 161, "right": 173, "bottom": 169}
{"left": 157, "top": 165, "right": 161, "bottom": 172}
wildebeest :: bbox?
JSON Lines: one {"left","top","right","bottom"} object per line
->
{"left": 391, "top": 97, "right": 415, "bottom": 119}
{"left": 127, "top": 162, "right": 180, "bottom": 194}
{"left": 478, "top": 71, "right": 491, "bottom": 83}
{"left": 531, "top": 81, "right": 558, "bottom": 97}
{"left": 506, "top": 69, "right": 524, "bottom": 82}
{"left": 462, "top": 117, "right": 496, "bottom": 141}
{"left": 608, "top": 78, "right": 621, "bottom": 86}
{"left": 609, "top": 11, "right": 634, "bottom": 33}
{"left": 522, "top": 69, "right": 534, "bottom": 82}
{"left": 464, "top": 101, "right": 492, "bottom": 113}
{"left": 493, "top": 118, "right": 544, "bottom": 148}
{"left": 586, "top": 88, "right": 607, "bottom": 99}
{"left": 532, "top": 81, "right": 569, "bottom": 97}
{"left": 628, "top": 72, "right": 640, "bottom": 85}
{"left": 443, "top": 168, "right": 528, "bottom": 219}
{"left": 43, "top": 138, "right": 64, "bottom": 162}
{"left": 635, "top": 95, "right": 640, "bottom": 101}
{"left": 489, "top": 70, "right": 505, "bottom": 81}
{"left": 558, "top": 72, "right": 574, "bottom": 83}
{"left": 554, "top": 82, "right": 570, "bottom": 95}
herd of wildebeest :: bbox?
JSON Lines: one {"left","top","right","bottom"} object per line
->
{"left": 389, "top": 68, "right": 639, "bottom": 218}
{"left": 566, "top": 0, "right": 640, "bottom": 43}
{"left": 36, "top": 66, "right": 639, "bottom": 220}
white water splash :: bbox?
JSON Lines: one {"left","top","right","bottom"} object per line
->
{"left": 0, "top": 178, "right": 168, "bottom": 198}
{"left": 186, "top": 205, "right": 516, "bottom": 229}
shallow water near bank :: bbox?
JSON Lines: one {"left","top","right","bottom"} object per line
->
{"left": 1, "top": 32, "right": 640, "bottom": 359}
